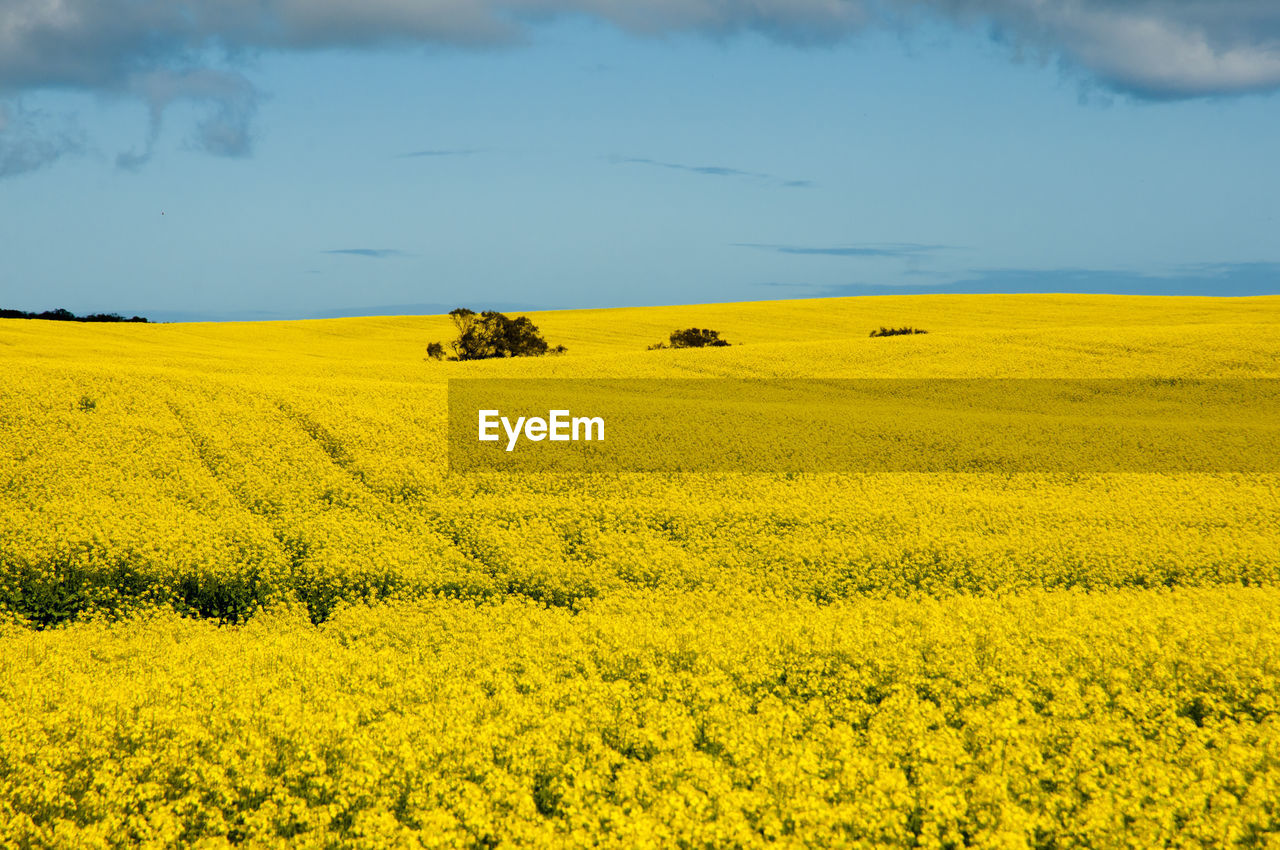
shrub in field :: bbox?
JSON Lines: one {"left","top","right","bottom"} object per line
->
{"left": 870, "top": 326, "right": 927, "bottom": 337}
{"left": 651, "top": 327, "right": 731, "bottom": 349}
{"left": 446, "top": 308, "right": 561, "bottom": 360}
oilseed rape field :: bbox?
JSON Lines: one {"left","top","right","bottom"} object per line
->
{"left": 2, "top": 294, "right": 1280, "bottom": 847}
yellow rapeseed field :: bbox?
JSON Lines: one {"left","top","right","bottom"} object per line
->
{"left": 2, "top": 294, "right": 1279, "bottom": 846}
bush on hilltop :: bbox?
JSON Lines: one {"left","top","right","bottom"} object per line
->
{"left": 649, "top": 328, "right": 731, "bottom": 350}
{"left": 428, "top": 308, "right": 563, "bottom": 361}
{"left": 869, "top": 326, "right": 927, "bottom": 337}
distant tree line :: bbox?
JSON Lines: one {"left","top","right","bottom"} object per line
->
{"left": 1, "top": 307, "right": 150, "bottom": 323}
{"left": 427, "top": 308, "right": 565, "bottom": 361}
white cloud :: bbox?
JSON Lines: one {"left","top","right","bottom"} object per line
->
{"left": 904, "top": 0, "right": 1280, "bottom": 97}
{"left": 4, "top": 1, "right": 1271, "bottom": 99}
{"left": 1051, "top": 6, "right": 1280, "bottom": 97}
{"left": 0, "top": 0, "right": 1277, "bottom": 175}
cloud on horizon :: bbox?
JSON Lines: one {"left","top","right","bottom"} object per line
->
{"left": 397, "top": 148, "right": 481, "bottom": 159}
{"left": 323, "top": 248, "right": 408, "bottom": 259}
{"left": 612, "top": 157, "right": 812, "bottom": 188}
{"left": 760, "top": 262, "right": 1280, "bottom": 298}
{"left": 737, "top": 242, "right": 950, "bottom": 258}
{"left": 2, "top": 0, "right": 1278, "bottom": 176}
{"left": 144, "top": 300, "right": 555, "bottom": 323}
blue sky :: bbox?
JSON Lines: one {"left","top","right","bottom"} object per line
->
{"left": 1, "top": 2, "right": 1278, "bottom": 320}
